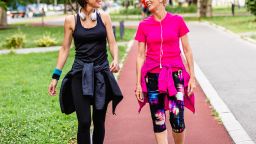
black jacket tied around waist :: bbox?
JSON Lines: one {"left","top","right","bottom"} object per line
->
{"left": 59, "top": 59, "right": 123, "bottom": 115}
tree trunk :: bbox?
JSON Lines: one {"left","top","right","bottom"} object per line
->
{"left": 0, "top": 7, "right": 7, "bottom": 27}
{"left": 198, "top": 0, "right": 208, "bottom": 17}
{"left": 64, "top": 0, "right": 67, "bottom": 14}
{"left": 198, "top": 0, "right": 212, "bottom": 17}
{"left": 193, "top": 0, "right": 198, "bottom": 5}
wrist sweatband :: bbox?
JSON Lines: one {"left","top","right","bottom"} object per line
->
{"left": 52, "top": 68, "right": 62, "bottom": 80}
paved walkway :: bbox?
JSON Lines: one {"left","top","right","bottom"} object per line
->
{"left": 189, "top": 22, "right": 256, "bottom": 142}
{"left": 0, "top": 42, "right": 129, "bottom": 55}
{"left": 104, "top": 41, "right": 233, "bottom": 144}
{"left": 30, "top": 17, "right": 140, "bottom": 28}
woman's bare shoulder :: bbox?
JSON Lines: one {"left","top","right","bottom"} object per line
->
{"left": 64, "top": 15, "right": 76, "bottom": 24}
{"left": 64, "top": 15, "right": 76, "bottom": 31}
{"left": 97, "top": 10, "right": 111, "bottom": 25}
{"left": 97, "top": 9, "right": 109, "bottom": 17}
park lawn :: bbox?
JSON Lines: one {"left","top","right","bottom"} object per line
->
{"left": 183, "top": 14, "right": 256, "bottom": 40}
{"left": 0, "top": 24, "right": 136, "bottom": 50}
{"left": 114, "top": 26, "right": 136, "bottom": 42}
{"left": 212, "top": 6, "right": 249, "bottom": 15}
{"left": 0, "top": 45, "right": 127, "bottom": 143}
{"left": 204, "top": 15, "right": 256, "bottom": 33}
{"left": 111, "top": 15, "right": 142, "bottom": 21}
{"left": 182, "top": 6, "right": 255, "bottom": 35}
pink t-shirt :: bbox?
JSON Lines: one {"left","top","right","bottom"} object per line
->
{"left": 134, "top": 13, "right": 195, "bottom": 113}
{"left": 135, "top": 12, "right": 189, "bottom": 69}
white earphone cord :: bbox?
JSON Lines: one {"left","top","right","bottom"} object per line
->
{"left": 160, "top": 21, "right": 163, "bottom": 69}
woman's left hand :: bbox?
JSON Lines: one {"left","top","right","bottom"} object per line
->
{"left": 110, "top": 59, "right": 120, "bottom": 73}
{"left": 187, "top": 77, "right": 196, "bottom": 96}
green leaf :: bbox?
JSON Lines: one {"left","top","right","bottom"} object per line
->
{"left": 0, "top": 1, "right": 7, "bottom": 10}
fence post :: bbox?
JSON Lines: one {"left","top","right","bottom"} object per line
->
{"left": 112, "top": 25, "right": 116, "bottom": 39}
{"left": 120, "top": 21, "right": 125, "bottom": 40}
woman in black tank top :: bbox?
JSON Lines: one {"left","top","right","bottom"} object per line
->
{"left": 48, "top": 0, "right": 123, "bottom": 143}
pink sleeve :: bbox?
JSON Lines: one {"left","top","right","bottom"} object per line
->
{"left": 135, "top": 22, "right": 146, "bottom": 42}
{"left": 178, "top": 16, "right": 189, "bottom": 37}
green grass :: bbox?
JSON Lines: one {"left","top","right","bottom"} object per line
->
{"left": 212, "top": 6, "right": 249, "bottom": 15}
{"left": 0, "top": 25, "right": 136, "bottom": 50}
{"left": 211, "top": 108, "right": 222, "bottom": 124}
{"left": 0, "top": 51, "right": 76, "bottom": 143}
{"left": 166, "top": 5, "right": 197, "bottom": 14}
{"left": 180, "top": 6, "right": 255, "bottom": 34}
{"left": 183, "top": 15, "right": 256, "bottom": 33}
{"left": 114, "top": 27, "right": 136, "bottom": 42}
{"left": 183, "top": 14, "right": 256, "bottom": 35}
{"left": 0, "top": 44, "right": 128, "bottom": 143}
{"left": 204, "top": 16, "right": 256, "bottom": 33}
{"left": 111, "top": 15, "right": 142, "bottom": 21}
{"left": 205, "top": 97, "right": 222, "bottom": 124}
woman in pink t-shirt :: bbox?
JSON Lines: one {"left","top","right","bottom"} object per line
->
{"left": 135, "top": 0, "right": 196, "bottom": 143}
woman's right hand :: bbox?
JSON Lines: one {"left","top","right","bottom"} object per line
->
{"left": 48, "top": 79, "right": 58, "bottom": 96}
{"left": 135, "top": 84, "right": 144, "bottom": 102}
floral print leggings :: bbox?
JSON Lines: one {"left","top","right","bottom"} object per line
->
{"left": 146, "top": 71, "right": 185, "bottom": 133}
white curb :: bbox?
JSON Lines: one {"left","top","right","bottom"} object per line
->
{"left": 0, "top": 43, "right": 130, "bottom": 55}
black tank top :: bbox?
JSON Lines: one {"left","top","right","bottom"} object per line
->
{"left": 73, "top": 13, "right": 107, "bottom": 65}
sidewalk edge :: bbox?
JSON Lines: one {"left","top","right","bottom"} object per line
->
{"left": 195, "top": 62, "right": 255, "bottom": 144}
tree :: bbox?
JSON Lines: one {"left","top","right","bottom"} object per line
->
{"left": 0, "top": 0, "right": 7, "bottom": 27}
{"left": 246, "top": 0, "right": 256, "bottom": 20}
{"left": 198, "top": 0, "right": 212, "bottom": 18}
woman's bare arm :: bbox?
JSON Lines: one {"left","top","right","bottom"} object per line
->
{"left": 48, "top": 15, "right": 74, "bottom": 96}
{"left": 55, "top": 15, "right": 74, "bottom": 70}
{"left": 136, "top": 41, "right": 146, "bottom": 101}
{"left": 101, "top": 11, "right": 119, "bottom": 72}
{"left": 181, "top": 35, "right": 196, "bottom": 95}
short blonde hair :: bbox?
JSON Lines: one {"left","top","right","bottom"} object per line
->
{"left": 162, "top": 0, "right": 168, "bottom": 6}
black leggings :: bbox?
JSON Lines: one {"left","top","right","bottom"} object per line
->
{"left": 71, "top": 72, "right": 107, "bottom": 144}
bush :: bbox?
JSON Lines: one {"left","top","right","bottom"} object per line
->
{"left": 166, "top": 5, "right": 197, "bottom": 13}
{"left": 36, "top": 34, "right": 57, "bottom": 47}
{"left": 3, "top": 32, "right": 26, "bottom": 49}
{"left": 246, "top": 0, "right": 256, "bottom": 18}
{"left": 119, "top": 8, "right": 141, "bottom": 15}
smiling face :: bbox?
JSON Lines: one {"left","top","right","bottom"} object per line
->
{"left": 87, "top": 0, "right": 103, "bottom": 8}
{"left": 144, "top": 0, "right": 166, "bottom": 12}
